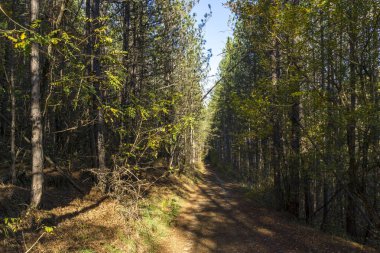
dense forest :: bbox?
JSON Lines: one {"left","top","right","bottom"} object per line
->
{"left": 0, "top": 0, "right": 209, "bottom": 250}
{"left": 209, "top": 0, "right": 379, "bottom": 245}
{"left": 0, "top": 0, "right": 379, "bottom": 252}
{"left": 0, "top": 0, "right": 207, "bottom": 204}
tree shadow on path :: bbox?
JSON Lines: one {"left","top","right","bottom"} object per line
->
{"left": 170, "top": 168, "right": 376, "bottom": 253}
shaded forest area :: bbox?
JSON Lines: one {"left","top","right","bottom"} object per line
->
{"left": 209, "top": 0, "right": 380, "bottom": 247}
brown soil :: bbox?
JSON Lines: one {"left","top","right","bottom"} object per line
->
{"left": 161, "top": 168, "right": 377, "bottom": 253}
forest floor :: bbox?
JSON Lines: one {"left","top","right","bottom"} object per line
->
{"left": 0, "top": 167, "right": 182, "bottom": 253}
{"left": 0, "top": 165, "right": 378, "bottom": 253}
{"left": 160, "top": 166, "right": 377, "bottom": 253}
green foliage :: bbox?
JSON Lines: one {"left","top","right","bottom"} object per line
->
{"left": 0, "top": 0, "right": 208, "bottom": 250}
{"left": 210, "top": 0, "right": 380, "bottom": 241}
{"left": 0, "top": 218, "right": 21, "bottom": 237}
{"left": 43, "top": 225, "right": 55, "bottom": 234}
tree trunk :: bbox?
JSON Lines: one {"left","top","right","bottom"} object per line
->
{"left": 346, "top": 5, "right": 358, "bottom": 236}
{"left": 6, "top": 9, "right": 17, "bottom": 184}
{"left": 93, "top": 0, "right": 106, "bottom": 169}
{"left": 321, "top": 10, "right": 332, "bottom": 230}
{"left": 85, "top": 0, "right": 97, "bottom": 167}
{"left": 30, "top": 0, "right": 44, "bottom": 208}
{"left": 271, "top": 34, "right": 284, "bottom": 210}
{"left": 86, "top": 0, "right": 105, "bottom": 169}
{"left": 122, "top": 0, "right": 130, "bottom": 102}
{"left": 289, "top": 93, "right": 301, "bottom": 217}
{"left": 10, "top": 46, "right": 16, "bottom": 184}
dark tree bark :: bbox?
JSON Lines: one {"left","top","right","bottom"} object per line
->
{"left": 346, "top": 4, "right": 358, "bottom": 236}
{"left": 289, "top": 93, "right": 301, "bottom": 217}
{"left": 93, "top": 0, "right": 106, "bottom": 169}
{"left": 5, "top": 4, "right": 17, "bottom": 183}
{"left": 321, "top": 10, "right": 331, "bottom": 231}
{"left": 86, "top": 0, "right": 105, "bottom": 169}
{"left": 271, "top": 36, "right": 284, "bottom": 211}
{"left": 9, "top": 40, "right": 16, "bottom": 184}
{"left": 86, "top": 0, "right": 97, "bottom": 168}
{"left": 123, "top": 0, "right": 131, "bottom": 101}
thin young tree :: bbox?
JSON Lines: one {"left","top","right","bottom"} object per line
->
{"left": 30, "top": 0, "right": 44, "bottom": 208}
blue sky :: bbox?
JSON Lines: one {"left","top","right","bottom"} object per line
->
{"left": 192, "top": 0, "right": 233, "bottom": 93}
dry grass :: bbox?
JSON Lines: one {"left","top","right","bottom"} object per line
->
{"left": 16, "top": 189, "right": 127, "bottom": 253}
{"left": 0, "top": 163, "right": 202, "bottom": 253}
{"left": 0, "top": 175, "right": 191, "bottom": 253}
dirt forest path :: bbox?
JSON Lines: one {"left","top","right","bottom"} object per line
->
{"left": 161, "top": 167, "right": 376, "bottom": 253}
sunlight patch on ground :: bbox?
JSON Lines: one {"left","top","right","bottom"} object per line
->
{"left": 256, "top": 227, "right": 275, "bottom": 237}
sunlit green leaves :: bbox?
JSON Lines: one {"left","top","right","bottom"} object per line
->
{"left": 30, "top": 19, "right": 41, "bottom": 29}
{"left": 43, "top": 225, "right": 55, "bottom": 234}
